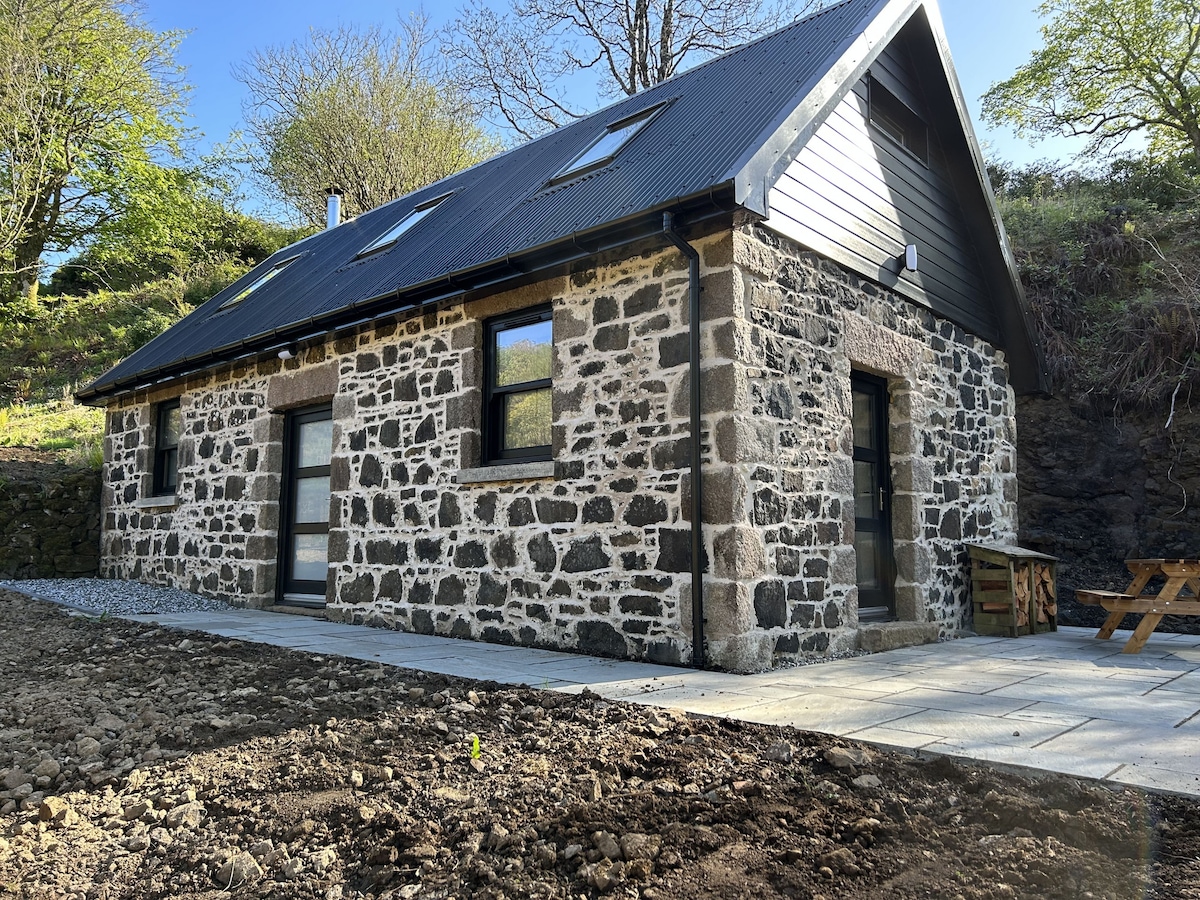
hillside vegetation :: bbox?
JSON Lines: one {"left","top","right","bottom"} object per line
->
{"left": 992, "top": 156, "right": 1200, "bottom": 412}
{"left": 0, "top": 263, "right": 251, "bottom": 464}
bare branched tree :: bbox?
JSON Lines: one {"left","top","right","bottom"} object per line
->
{"left": 236, "top": 18, "right": 501, "bottom": 226}
{"left": 445, "top": 0, "right": 820, "bottom": 140}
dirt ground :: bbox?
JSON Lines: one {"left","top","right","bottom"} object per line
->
{"left": 3, "top": 591, "right": 1200, "bottom": 900}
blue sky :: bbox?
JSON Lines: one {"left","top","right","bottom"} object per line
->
{"left": 146, "top": 0, "right": 1087, "bottom": 196}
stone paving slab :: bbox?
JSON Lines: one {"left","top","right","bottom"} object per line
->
{"left": 116, "top": 610, "right": 1200, "bottom": 799}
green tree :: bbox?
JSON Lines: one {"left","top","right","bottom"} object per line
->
{"left": 982, "top": 0, "right": 1200, "bottom": 163}
{"left": 235, "top": 19, "right": 501, "bottom": 227}
{"left": 0, "top": 0, "right": 187, "bottom": 301}
{"left": 51, "top": 146, "right": 309, "bottom": 294}
{"left": 447, "top": 0, "right": 817, "bottom": 139}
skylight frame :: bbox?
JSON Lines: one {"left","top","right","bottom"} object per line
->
{"left": 218, "top": 255, "right": 301, "bottom": 310}
{"left": 551, "top": 102, "right": 668, "bottom": 183}
{"left": 356, "top": 191, "right": 454, "bottom": 259}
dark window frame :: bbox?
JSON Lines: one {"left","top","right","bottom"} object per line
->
{"left": 152, "top": 399, "right": 181, "bottom": 496}
{"left": 482, "top": 305, "right": 553, "bottom": 465}
{"left": 548, "top": 102, "right": 669, "bottom": 185}
{"left": 217, "top": 254, "right": 301, "bottom": 310}
{"left": 279, "top": 404, "right": 334, "bottom": 601}
{"left": 867, "top": 75, "right": 929, "bottom": 166}
{"left": 355, "top": 191, "right": 454, "bottom": 259}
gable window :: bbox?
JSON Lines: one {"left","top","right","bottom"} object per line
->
{"left": 152, "top": 399, "right": 181, "bottom": 495}
{"left": 219, "top": 256, "right": 298, "bottom": 310}
{"left": 868, "top": 76, "right": 929, "bottom": 164}
{"left": 483, "top": 306, "right": 553, "bottom": 463}
{"left": 552, "top": 104, "right": 664, "bottom": 182}
{"left": 357, "top": 192, "right": 452, "bottom": 258}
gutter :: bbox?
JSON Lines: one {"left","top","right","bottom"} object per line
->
{"left": 77, "top": 189, "right": 739, "bottom": 405}
{"left": 662, "top": 213, "right": 705, "bottom": 669}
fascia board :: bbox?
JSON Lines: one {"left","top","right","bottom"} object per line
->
{"left": 730, "top": 0, "right": 922, "bottom": 215}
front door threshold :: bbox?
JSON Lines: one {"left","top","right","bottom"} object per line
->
{"left": 267, "top": 602, "right": 328, "bottom": 618}
{"left": 857, "top": 621, "right": 939, "bottom": 653}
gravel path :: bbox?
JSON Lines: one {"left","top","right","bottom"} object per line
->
{"left": 0, "top": 577, "right": 232, "bottom": 615}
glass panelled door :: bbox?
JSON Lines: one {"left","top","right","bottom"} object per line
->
{"left": 281, "top": 405, "right": 333, "bottom": 605}
{"left": 851, "top": 373, "right": 895, "bottom": 620}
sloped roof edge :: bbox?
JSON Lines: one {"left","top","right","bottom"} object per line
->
{"left": 76, "top": 187, "right": 740, "bottom": 404}
{"left": 729, "top": 0, "right": 1048, "bottom": 393}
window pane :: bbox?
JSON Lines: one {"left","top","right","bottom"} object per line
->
{"left": 855, "top": 531, "right": 878, "bottom": 590}
{"left": 291, "top": 533, "right": 328, "bottom": 582}
{"left": 558, "top": 109, "right": 657, "bottom": 178}
{"left": 220, "top": 258, "right": 296, "bottom": 309}
{"left": 297, "top": 419, "right": 332, "bottom": 469}
{"left": 357, "top": 202, "right": 440, "bottom": 256}
{"left": 161, "top": 406, "right": 181, "bottom": 448}
{"left": 503, "top": 388, "right": 551, "bottom": 450}
{"left": 854, "top": 461, "right": 876, "bottom": 518}
{"left": 161, "top": 448, "right": 178, "bottom": 492}
{"left": 495, "top": 320, "right": 552, "bottom": 386}
{"left": 294, "top": 476, "right": 330, "bottom": 524}
{"left": 852, "top": 391, "right": 873, "bottom": 449}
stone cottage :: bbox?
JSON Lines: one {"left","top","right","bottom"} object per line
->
{"left": 78, "top": 0, "right": 1047, "bottom": 672}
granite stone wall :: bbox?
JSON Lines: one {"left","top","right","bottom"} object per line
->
{"left": 98, "top": 223, "right": 1020, "bottom": 671}
{"left": 0, "top": 458, "right": 100, "bottom": 580}
{"left": 100, "top": 358, "right": 292, "bottom": 606}
{"left": 704, "top": 226, "right": 1021, "bottom": 669}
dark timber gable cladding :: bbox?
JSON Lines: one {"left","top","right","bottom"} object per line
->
{"left": 767, "top": 20, "right": 997, "bottom": 339}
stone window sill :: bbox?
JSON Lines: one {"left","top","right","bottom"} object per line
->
{"left": 133, "top": 495, "right": 179, "bottom": 510}
{"left": 455, "top": 461, "right": 555, "bottom": 484}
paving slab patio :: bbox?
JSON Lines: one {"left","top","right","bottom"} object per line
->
{"left": 104, "top": 607, "right": 1200, "bottom": 799}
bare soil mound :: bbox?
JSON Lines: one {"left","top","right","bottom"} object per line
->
{"left": 2, "top": 590, "right": 1198, "bottom": 899}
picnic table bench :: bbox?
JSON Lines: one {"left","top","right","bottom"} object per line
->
{"left": 1076, "top": 558, "right": 1200, "bottom": 654}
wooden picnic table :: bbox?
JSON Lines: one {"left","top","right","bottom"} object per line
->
{"left": 1076, "top": 559, "right": 1200, "bottom": 654}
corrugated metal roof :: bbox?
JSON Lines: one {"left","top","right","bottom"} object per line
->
{"left": 80, "top": 0, "right": 883, "bottom": 400}
{"left": 79, "top": 0, "right": 1046, "bottom": 399}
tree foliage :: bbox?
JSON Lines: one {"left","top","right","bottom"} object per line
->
{"left": 50, "top": 149, "right": 309, "bottom": 294}
{"left": 993, "top": 155, "right": 1200, "bottom": 409}
{"left": 236, "top": 20, "right": 501, "bottom": 227}
{"left": 0, "top": 0, "right": 187, "bottom": 301}
{"left": 445, "top": 0, "right": 817, "bottom": 139}
{"left": 982, "top": 0, "right": 1200, "bottom": 163}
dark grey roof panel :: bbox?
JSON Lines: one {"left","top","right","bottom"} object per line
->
{"left": 81, "top": 0, "right": 881, "bottom": 399}
{"left": 81, "top": 0, "right": 1046, "bottom": 399}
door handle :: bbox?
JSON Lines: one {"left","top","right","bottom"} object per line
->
{"left": 879, "top": 487, "right": 885, "bottom": 512}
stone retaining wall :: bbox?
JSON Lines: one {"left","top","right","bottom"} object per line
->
{"left": 1017, "top": 395, "right": 1200, "bottom": 591}
{"left": 0, "top": 458, "right": 101, "bottom": 579}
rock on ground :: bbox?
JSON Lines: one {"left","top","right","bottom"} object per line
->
{"left": 1, "top": 589, "right": 1197, "bottom": 899}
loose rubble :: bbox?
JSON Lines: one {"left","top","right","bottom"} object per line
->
{"left": 2, "top": 589, "right": 1198, "bottom": 899}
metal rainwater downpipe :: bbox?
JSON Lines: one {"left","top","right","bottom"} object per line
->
{"left": 662, "top": 212, "right": 705, "bottom": 668}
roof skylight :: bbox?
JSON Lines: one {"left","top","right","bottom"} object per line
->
{"left": 357, "top": 192, "right": 452, "bottom": 258}
{"left": 553, "top": 104, "right": 664, "bottom": 181}
{"left": 219, "top": 256, "right": 298, "bottom": 309}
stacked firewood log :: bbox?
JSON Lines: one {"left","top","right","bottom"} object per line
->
{"left": 1013, "top": 562, "right": 1058, "bottom": 625}
{"left": 1033, "top": 562, "right": 1057, "bottom": 623}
